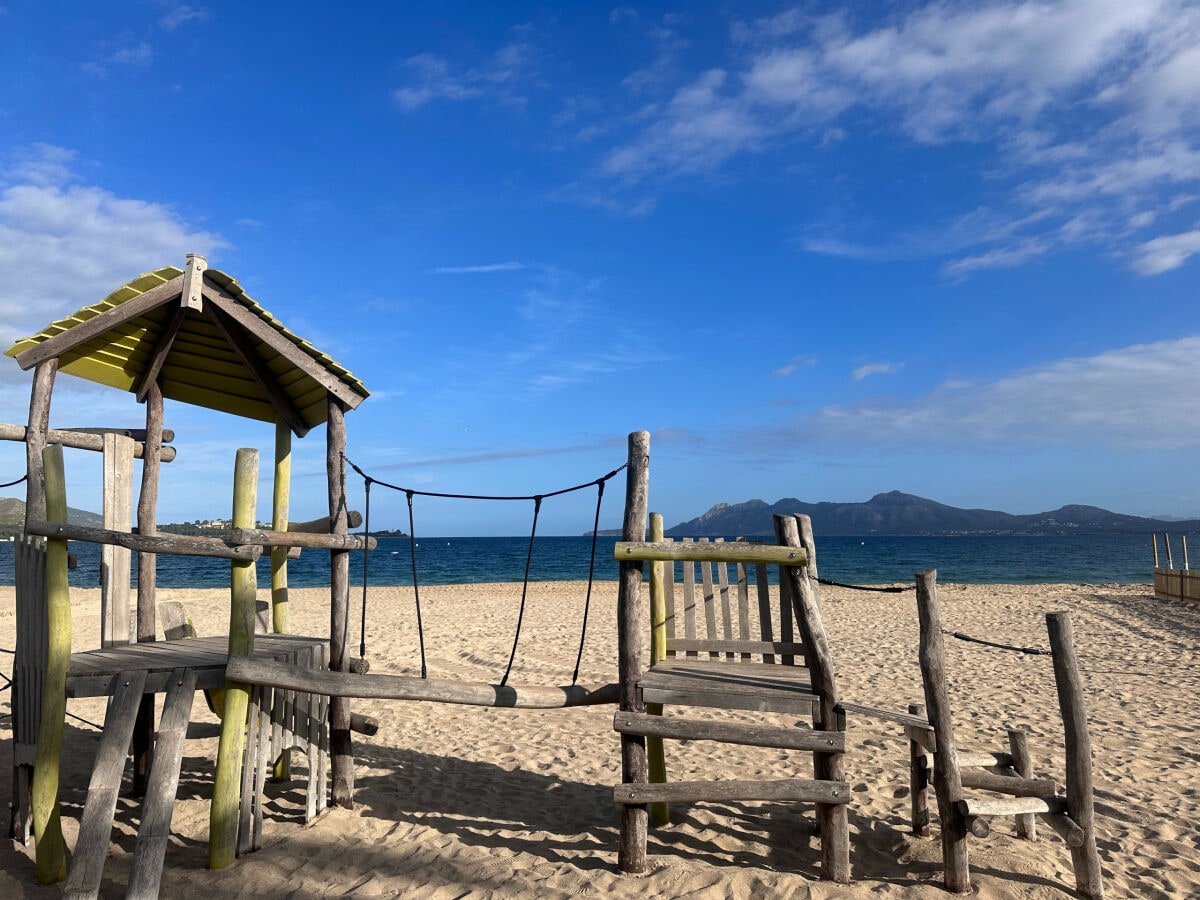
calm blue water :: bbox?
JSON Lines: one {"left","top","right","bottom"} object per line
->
{"left": 0, "top": 533, "right": 1173, "bottom": 589}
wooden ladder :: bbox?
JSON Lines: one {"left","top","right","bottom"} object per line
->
{"left": 63, "top": 668, "right": 197, "bottom": 900}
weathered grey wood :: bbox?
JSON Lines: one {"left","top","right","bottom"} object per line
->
{"left": 1041, "top": 811, "right": 1087, "bottom": 848}
{"left": 13, "top": 275, "right": 185, "bottom": 371}
{"left": 205, "top": 303, "right": 308, "bottom": 437}
{"left": 229, "top": 527, "right": 376, "bottom": 551}
{"left": 326, "top": 397, "right": 354, "bottom": 808}
{"left": 57, "top": 427, "right": 175, "bottom": 443}
{"left": 134, "top": 305, "right": 190, "bottom": 402}
{"left": 966, "top": 816, "right": 991, "bottom": 838}
{"left": 226, "top": 656, "right": 619, "bottom": 707}
{"left": 778, "top": 513, "right": 849, "bottom": 884}
{"left": 101, "top": 433, "right": 134, "bottom": 647}
{"left": 1047, "top": 611, "right": 1105, "bottom": 899}
{"left": 202, "top": 283, "right": 366, "bottom": 411}
{"left": 615, "top": 711, "right": 845, "bottom": 752}
{"left": 159, "top": 601, "right": 195, "bottom": 641}
{"left": 640, "top": 687, "right": 816, "bottom": 715}
{"left": 63, "top": 670, "right": 148, "bottom": 899}
{"left": 665, "top": 637, "right": 807, "bottom": 657}
{"left": 181, "top": 253, "right": 206, "bottom": 310}
{"left": 350, "top": 713, "right": 380, "bottom": 736}
{"left": 0, "top": 423, "right": 176, "bottom": 461}
{"left": 271, "top": 418, "right": 292, "bottom": 638}
{"left": 616, "top": 541, "right": 807, "bottom": 566}
{"left": 615, "top": 778, "right": 850, "bottom": 805}
{"left": 909, "top": 702, "right": 931, "bottom": 836}
{"left": 957, "top": 795, "right": 1070, "bottom": 818}
{"left": 23, "top": 360, "right": 57, "bottom": 527}
{"left": 616, "top": 430, "right": 650, "bottom": 875}
{"left": 1008, "top": 728, "right": 1037, "bottom": 839}
{"left": 10, "top": 535, "right": 46, "bottom": 842}
{"left": 26, "top": 520, "right": 263, "bottom": 560}
{"left": 841, "top": 700, "right": 933, "bottom": 731}
{"left": 716, "top": 551, "right": 733, "bottom": 650}
{"left": 238, "top": 684, "right": 264, "bottom": 856}
{"left": 128, "top": 668, "right": 197, "bottom": 900}
{"left": 916, "top": 568, "right": 971, "bottom": 893}
{"left": 133, "top": 381, "right": 163, "bottom": 796}
{"left": 959, "top": 767, "right": 1058, "bottom": 798}
{"left": 755, "top": 563, "right": 773, "bottom": 662}
{"left": 699, "top": 550, "right": 719, "bottom": 652}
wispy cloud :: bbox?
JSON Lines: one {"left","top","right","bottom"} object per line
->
{"left": 850, "top": 362, "right": 904, "bottom": 381}
{"left": 157, "top": 3, "right": 210, "bottom": 31}
{"left": 772, "top": 355, "right": 817, "bottom": 377}
{"left": 1131, "top": 226, "right": 1200, "bottom": 274}
{"left": 431, "top": 261, "right": 525, "bottom": 275}
{"left": 392, "top": 29, "right": 538, "bottom": 112}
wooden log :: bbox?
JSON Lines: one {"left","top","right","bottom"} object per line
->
{"left": 349, "top": 713, "right": 380, "bottom": 737}
{"left": 615, "top": 711, "right": 845, "bottom": 752}
{"left": 271, "top": 420, "right": 291, "bottom": 635}
{"left": 229, "top": 527, "right": 376, "bottom": 551}
{"left": 326, "top": 397, "right": 353, "bottom": 808}
{"left": 225, "top": 656, "right": 620, "bottom": 708}
{"left": 23, "top": 361, "right": 57, "bottom": 528}
{"left": 58, "top": 427, "right": 175, "bottom": 443}
{"left": 616, "top": 541, "right": 807, "bottom": 566}
{"left": 840, "top": 700, "right": 933, "bottom": 732}
{"left": 645, "top": 512, "right": 670, "bottom": 828}
{"left": 101, "top": 433, "right": 134, "bottom": 647}
{"left": 959, "top": 767, "right": 1058, "bottom": 798}
{"left": 1042, "top": 811, "right": 1087, "bottom": 849}
{"left": 0, "top": 423, "right": 178, "bottom": 460}
{"left": 909, "top": 702, "right": 931, "bottom": 836}
{"left": 209, "top": 448, "right": 259, "bottom": 870}
{"left": 25, "top": 521, "right": 262, "bottom": 560}
{"left": 615, "top": 777, "right": 851, "bottom": 805}
{"left": 777, "top": 513, "right": 850, "bottom": 884}
{"left": 1008, "top": 728, "right": 1037, "bottom": 839}
{"left": 916, "top": 569, "right": 971, "bottom": 893}
{"left": 1047, "top": 611, "right": 1105, "bottom": 899}
{"left": 133, "top": 382, "right": 164, "bottom": 795}
{"left": 958, "top": 750, "right": 1016, "bottom": 769}
{"left": 617, "top": 430, "right": 650, "bottom": 875}
{"left": 31, "top": 444, "right": 68, "bottom": 884}
{"left": 956, "top": 795, "right": 1069, "bottom": 817}
{"left": 965, "top": 816, "right": 990, "bottom": 839}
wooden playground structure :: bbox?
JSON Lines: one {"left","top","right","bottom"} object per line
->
{"left": 2, "top": 259, "right": 1106, "bottom": 897}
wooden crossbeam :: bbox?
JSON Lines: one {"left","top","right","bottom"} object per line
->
{"left": 614, "top": 777, "right": 850, "bottom": 805}
{"left": 135, "top": 305, "right": 190, "bottom": 402}
{"left": 614, "top": 711, "right": 845, "bottom": 753}
{"left": 615, "top": 541, "right": 807, "bottom": 566}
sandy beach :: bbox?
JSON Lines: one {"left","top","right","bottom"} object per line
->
{"left": 1, "top": 579, "right": 1197, "bottom": 898}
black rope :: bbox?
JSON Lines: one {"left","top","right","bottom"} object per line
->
{"left": 942, "top": 629, "right": 1051, "bottom": 656}
{"left": 818, "top": 577, "right": 912, "bottom": 593}
{"left": 0, "top": 474, "right": 27, "bottom": 489}
{"left": 571, "top": 479, "right": 606, "bottom": 685}
{"left": 343, "top": 457, "right": 626, "bottom": 503}
{"left": 359, "top": 478, "right": 372, "bottom": 662}
{"left": 406, "top": 491, "right": 428, "bottom": 679}
{"left": 66, "top": 710, "right": 102, "bottom": 731}
{"left": 500, "top": 496, "right": 542, "bottom": 687}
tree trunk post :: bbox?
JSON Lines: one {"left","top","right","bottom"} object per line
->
{"left": 327, "top": 397, "right": 354, "bottom": 807}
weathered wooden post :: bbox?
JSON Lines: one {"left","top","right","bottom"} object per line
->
{"left": 915, "top": 568, "right": 971, "bottom": 893}
{"left": 133, "top": 381, "right": 164, "bottom": 795}
{"left": 645, "top": 511, "right": 669, "bottom": 827}
{"left": 909, "top": 702, "right": 931, "bottom": 836}
{"left": 271, "top": 418, "right": 291, "bottom": 634}
{"left": 327, "top": 397, "right": 354, "bottom": 807}
{"left": 1046, "top": 611, "right": 1104, "bottom": 900}
{"left": 31, "top": 444, "right": 68, "bottom": 883}
{"left": 616, "top": 430, "right": 650, "bottom": 874}
{"left": 101, "top": 432, "right": 134, "bottom": 647}
{"left": 209, "top": 448, "right": 259, "bottom": 868}
{"left": 1008, "top": 727, "right": 1036, "bottom": 839}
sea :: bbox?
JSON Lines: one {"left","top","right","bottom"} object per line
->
{"left": 0, "top": 532, "right": 1179, "bottom": 590}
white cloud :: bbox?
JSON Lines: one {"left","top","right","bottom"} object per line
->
{"left": 392, "top": 33, "right": 538, "bottom": 112}
{"left": 773, "top": 355, "right": 817, "bottom": 377}
{"left": 0, "top": 145, "right": 225, "bottom": 353}
{"left": 158, "top": 4, "right": 209, "bottom": 31}
{"left": 431, "top": 262, "right": 525, "bottom": 275}
{"left": 850, "top": 362, "right": 904, "bottom": 381}
{"left": 1131, "top": 227, "right": 1200, "bottom": 274}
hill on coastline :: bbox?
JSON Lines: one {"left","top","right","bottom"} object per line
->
{"left": 664, "top": 491, "right": 1198, "bottom": 537}
{"left": 0, "top": 496, "right": 103, "bottom": 538}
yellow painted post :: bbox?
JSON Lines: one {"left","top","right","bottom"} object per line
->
{"left": 209, "top": 448, "right": 258, "bottom": 869}
{"left": 271, "top": 420, "right": 292, "bottom": 781}
{"left": 32, "top": 444, "right": 68, "bottom": 883}
{"left": 646, "top": 512, "right": 670, "bottom": 826}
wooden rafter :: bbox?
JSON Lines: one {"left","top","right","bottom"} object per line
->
{"left": 134, "top": 305, "right": 190, "bottom": 403}
{"left": 204, "top": 304, "right": 310, "bottom": 438}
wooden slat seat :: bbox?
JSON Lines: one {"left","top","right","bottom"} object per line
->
{"left": 639, "top": 659, "right": 817, "bottom": 714}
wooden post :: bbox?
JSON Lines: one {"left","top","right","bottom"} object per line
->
{"left": 1008, "top": 727, "right": 1036, "bottom": 839}
{"left": 909, "top": 702, "right": 931, "bottom": 836}
{"left": 1165, "top": 533, "right": 1174, "bottom": 569}
{"left": 1152, "top": 535, "right": 1159, "bottom": 568}
{"left": 645, "top": 512, "right": 669, "bottom": 827}
{"left": 271, "top": 418, "right": 291, "bottom": 634}
{"left": 617, "top": 431, "right": 650, "bottom": 874}
{"left": 23, "top": 360, "right": 58, "bottom": 528}
{"left": 778, "top": 513, "right": 850, "bottom": 884}
{"left": 1184, "top": 535, "right": 1190, "bottom": 572}
{"left": 1046, "top": 612, "right": 1104, "bottom": 900}
{"left": 31, "top": 444, "right": 68, "bottom": 883}
{"left": 209, "top": 448, "right": 259, "bottom": 869}
{"left": 101, "top": 433, "right": 134, "bottom": 647}
{"left": 326, "top": 397, "right": 354, "bottom": 807}
{"left": 915, "top": 569, "right": 971, "bottom": 893}
{"left": 133, "top": 381, "right": 164, "bottom": 794}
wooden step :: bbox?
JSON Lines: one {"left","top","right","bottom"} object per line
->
{"left": 63, "top": 670, "right": 148, "bottom": 900}
{"left": 128, "top": 668, "right": 197, "bottom": 900}
{"left": 614, "top": 711, "right": 844, "bottom": 753}
{"left": 614, "top": 777, "right": 850, "bottom": 806}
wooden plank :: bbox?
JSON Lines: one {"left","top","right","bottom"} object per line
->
{"left": 63, "top": 670, "right": 148, "bottom": 899}
{"left": 229, "top": 527, "right": 376, "bottom": 551}
{"left": 615, "top": 711, "right": 845, "bottom": 753}
{"left": 101, "top": 433, "right": 134, "bottom": 648}
{"left": 755, "top": 563, "right": 774, "bottom": 663}
{"left": 615, "top": 777, "right": 850, "bottom": 805}
{"left": 716, "top": 550, "right": 733, "bottom": 652}
{"left": 25, "top": 520, "right": 262, "bottom": 560}
{"left": 957, "top": 795, "right": 1069, "bottom": 817}
{"left": 839, "top": 701, "right": 933, "bottom": 731}
{"left": 0, "top": 423, "right": 175, "bottom": 461}
{"left": 735, "top": 563, "right": 751, "bottom": 660}
{"left": 699, "top": 547, "right": 718, "bottom": 652}
{"left": 682, "top": 558, "right": 698, "bottom": 653}
{"left": 666, "top": 638, "right": 807, "bottom": 657}
{"left": 641, "top": 688, "right": 817, "bottom": 716}
{"left": 128, "top": 669, "right": 197, "bottom": 900}
{"left": 13, "top": 275, "right": 184, "bottom": 370}
{"left": 616, "top": 541, "right": 807, "bottom": 566}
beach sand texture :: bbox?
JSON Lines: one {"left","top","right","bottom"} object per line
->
{"left": 1, "top": 580, "right": 1197, "bottom": 898}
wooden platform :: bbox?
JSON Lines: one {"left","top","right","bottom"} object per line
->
{"left": 66, "top": 634, "right": 327, "bottom": 698}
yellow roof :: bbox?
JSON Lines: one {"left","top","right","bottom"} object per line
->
{"left": 6, "top": 263, "right": 369, "bottom": 436}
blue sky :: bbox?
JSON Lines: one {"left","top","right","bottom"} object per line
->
{"left": 1, "top": 1, "right": 1198, "bottom": 535}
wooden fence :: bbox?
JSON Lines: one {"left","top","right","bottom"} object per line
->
{"left": 1153, "top": 533, "right": 1199, "bottom": 602}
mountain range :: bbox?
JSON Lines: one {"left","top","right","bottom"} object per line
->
{"left": 664, "top": 491, "right": 1198, "bottom": 537}
{"left": 0, "top": 497, "right": 104, "bottom": 537}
